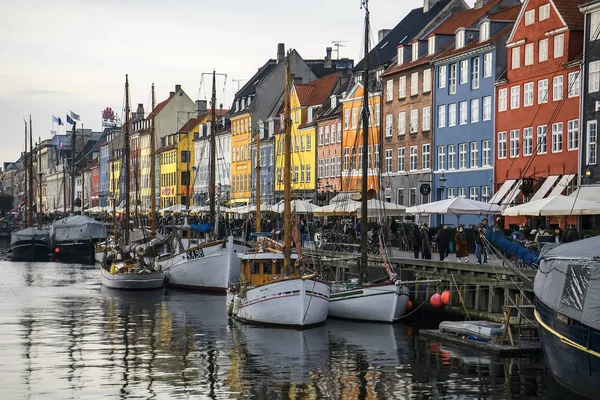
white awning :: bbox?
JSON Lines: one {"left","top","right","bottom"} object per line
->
{"left": 529, "top": 175, "right": 560, "bottom": 202}
{"left": 569, "top": 185, "right": 600, "bottom": 201}
{"left": 489, "top": 179, "right": 517, "bottom": 204}
{"left": 502, "top": 180, "right": 522, "bottom": 206}
{"left": 548, "top": 174, "right": 576, "bottom": 197}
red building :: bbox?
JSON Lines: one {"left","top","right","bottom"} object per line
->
{"left": 493, "top": 0, "right": 584, "bottom": 227}
{"left": 90, "top": 161, "right": 100, "bottom": 207}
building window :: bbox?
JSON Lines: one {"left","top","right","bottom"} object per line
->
{"left": 343, "top": 147, "right": 349, "bottom": 170}
{"left": 510, "top": 86, "right": 520, "bottom": 109}
{"left": 459, "top": 101, "right": 468, "bottom": 125}
{"left": 481, "top": 185, "right": 491, "bottom": 202}
{"left": 447, "top": 187, "right": 456, "bottom": 198}
{"left": 300, "top": 165, "right": 305, "bottom": 182}
{"left": 483, "top": 96, "right": 492, "bottom": 120}
{"left": 398, "top": 76, "right": 406, "bottom": 98}
{"left": 589, "top": 61, "right": 600, "bottom": 93}
{"left": 412, "top": 42, "right": 419, "bottom": 61}
{"left": 537, "top": 125, "right": 548, "bottom": 154}
{"left": 397, "top": 188, "right": 404, "bottom": 205}
{"left": 448, "top": 144, "right": 456, "bottom": 169}
{"left": 411, "top": 72, "right": 419, "bottom": 96}
{"left": 459, "top": 143, "right": 467, "bottom": 169}
{"left": 437, "top": 145, "right": 446, "bottom": 170}
{"left": 422, "top": 144, "right": 430, "bottom": 169}
{"left": 554, "top": 34, "right": 564, "bottom": 58}
{"left": 374, "top": 104, "right": 380, "bottom": 127}
{"left": 344, "top": 109, "right": 350, "bottom": 130}
{"left": 539, "top": 4, "right": 550, "bottom": 21}
{"left": 498, "top": 131, "right": 507, "bottom": 159}
{"left": 352, "top": 107, "right": 358, "bottom": 128}
{"left": 458, "top": 187, "right": 466, "bottom": 198}
{"left": 337, "top": 122, "right": 342, "bottom": 141}
{"left": 438, "top": 105, "right": 446, "bottom": 128}
{"left": 568, "top": 71, "right": 580, "bottom": 97}
{"left": 471, "top": 99, "right": 479, "bottom": 123}
{"left": 409, "top": 146, "right": 418, "bottom": 171}
{"left": 385, "top": 149, "right": 393, "bottom": 172}
{"left": 294, "top": 166, "right": 299, "bottom": 182}
{"left": 422, "top": 106, "right": 431, "bottom": 131}
{"left": 385, "top": 114, "right": 393, "bottom": 137}
{"left": 336, "top": 157, "right": 341, "bottom": 177}
{"left": 456, "top": 30, "right": 465, "bottom": 49}
{"left": 428, "top": 36, "right": 436, "bottom": 55}
{"left": 460, "top": 60, "right": 469, "bottom": 84}
{"left": 539, "top": 38, "right": 548, "bottom": 62}
{"left": 471, "top": 57, "right": 480, "bottom": 89}
{"left": 482, "top": 140, "right": 491, "bottom": 166}
{"left": 538, "top": 79, "right": 549, "bottom": 103}
{"left": 448, "top": 103, "right": 456, "bottom": 127}
{"left": 423, "top": 69, "right": 431, "bottom": 93}
{"left": 318, "top": 127, "right": 323, "bottom": 146}
{"left": 410, "top": 109, "right": 418, "bottom": 133}
{"left": 484, "top": 52, "right": 492, "bottom": 78}
{"left": 409, "top": 188, "right": 417, "bottom": 206}
{"left": 512, "top": 47, "right": 520, "bottom": 69}
{"left": 398, "top": 112, "right": 406, "bottom": 135}
{"left": 439, "top": 65, "right": 447, "bottom": 89}
{"left": 306, "top": 164, "right": 311, "bottom": 182}
{"left": 525, "top": 9, "right": 535, "bottom": 26}
{"left": 591, "top": 11, "right": 600, "bottom": 42}
{"left": 324, "top": 126, "right": 330, "bottom": 145}
{"left": 552, "top": 122, "right": 563, "bottom": 153}
{"left": 480, "top": 21, "right": 490, "bottom": 41}
{"left": 398, "top": 147, "right": 405, "bottom": 172}
{"left": 523, "top": 127, "right": 533, "bottom": 156}
{"left": 588, "top": 121, "right": 598, "bottom": 164}
{"left": 524, "top": 82, "right": 534, "bottom": 106}
{"left": 525, "top": 43, "right": 534, "bottom": 66}
{"left": 358, "top": 146, "right": 363, "bottom": 169}
{"left": 510, "top": 129, "right": 520, "bottom": 158}
{"left": 553, "top": 75, "right": 563, "bottom": 101}
{"left": 498, "top": 89, "right": 507, "bottom": 112}
{"left": 470, "top": 141, "right": 479, "bottom": 168}
{"left": 568, "top": 119, "right": 579, "bottom": 151}
{"left": 470, "top": 186, "right": 479, "bottom": 201}
{"left": 386, "top": 79, "right": 393, "bottom": 101}
{"left": 449, "top": 63, "right": 457, "bottom": 94}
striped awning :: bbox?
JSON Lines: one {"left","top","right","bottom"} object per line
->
{"left": 548, "top": 174, "right": 576, "bottom": 197}
{"left": 530, "top": 175, "right": 560, "bottom": 202}
{"left": 489, "top": 179, "right": 517, "bottom": 204}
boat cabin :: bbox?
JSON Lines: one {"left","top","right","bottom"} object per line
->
{"left": 239, "top": 252, "right": 299, "bottom": 286}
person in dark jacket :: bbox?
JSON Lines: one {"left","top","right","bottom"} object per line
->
{"left": 421, "top": 223, "right": 432, "bottom": 260}
{"left": 411, "top": 224, "right": 421, "bottom": 258}
{"left": 476, "top": 223, "right": 488, "bottom": 264}
{"left": 455, "top": 225, "right": 469, "bottom": 262}
{"left": 436, "top": 224, "right": 450, "bottom": 261}
{"left": 565, "top": 226, "right": 581, "bottom": 243}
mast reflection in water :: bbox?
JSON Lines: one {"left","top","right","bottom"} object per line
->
{"left": 0, "top": 255, "right": 587, "bottom": 399}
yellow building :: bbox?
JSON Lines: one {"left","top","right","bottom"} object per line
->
{"left": 158, "top": 128, "right": 196, "bottom": 209}
{"left": 274, "top": 73, "right": 342, "bottom": 200}
{"left": 108, "top": 154, "right": 122, "bottom": 209}
{"left": 159, "top": 143, "right": 177, "bottom": 208}
{"left": 229, "top": 112, "right": 252, "bottom": 204}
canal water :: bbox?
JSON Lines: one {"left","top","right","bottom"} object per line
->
{"left": 0, "top": 251, "right": 584, "bottom": 399}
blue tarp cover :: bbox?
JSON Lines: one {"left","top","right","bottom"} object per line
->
{"left": 191, "top": 223, "right": 213, "bottom": 233}
{"left": 487, "top": 230, "right": 539, "bottom": 266}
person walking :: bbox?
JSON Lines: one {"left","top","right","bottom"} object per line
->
{"left": 436, "top": 224, "right": 450, "bottom": 261}
{"left": 421, "top": 223, "right": 432, "bottom": 260}
{"left": 455, "top": 225, "right": 469, "bottom": 263}
{"left": 475, "top": 224, "right": 488, "bottom": 265}
{"left": 411, "top": 224, "right": 421, "bottom": 259}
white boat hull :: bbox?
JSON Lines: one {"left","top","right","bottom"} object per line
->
{"left": 328, "top": 282, "right": 410, "bottom": 322}
{"left": 100, "top": 266, "right": 164, "bottom": 290}
{"left": 158, "top": 236, "right": 247, "bottom": 292}
{"left": 228, "top": 278, "right": 330, "bottom": 327}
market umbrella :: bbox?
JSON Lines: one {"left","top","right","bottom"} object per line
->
{"left": 502, "top": 195, "right": 600, "bottom": 216}
{"left": 276, "top": 199, "right": 317, "bottom": 214}
{"left": 406, "top": 197, "right": 501, "bottom": 224}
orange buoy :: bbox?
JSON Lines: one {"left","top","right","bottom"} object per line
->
{"left": 430, "top": 293, "right": 443, "bottom": 308}
{"left": 54, "top": 247, "right": 60, "bottom": 253}
{"left": 407, "top": 300, "right": 413, "bottom": 309}
{"left": 441, "top": 290, "right": 450, "bottom": 305}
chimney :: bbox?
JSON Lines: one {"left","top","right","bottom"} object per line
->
{"left": 196, "top": 100, "right": 208, "bottom": 117}
{"left": 378, "top": 29, "right": 392, "bottom": 43}
{"left": 474, "top": 0, "right": 490, "bottom": 8}
{"left": 136, "top": 103, "right": 144, "bottom": 119}
{"left": 169, "top": 91, "right": 175, "bottom": 97}
{"left": 423, "top": 0, "right": 441, "bottom": 13}
{"left": 277, "top": 43, "right": 285, "bottom": 63}
{"left": 325, "top": 47, "right": 333, "bottom": 68}
{"left": 175, "top": 84, "right": 181, "bottom": 92}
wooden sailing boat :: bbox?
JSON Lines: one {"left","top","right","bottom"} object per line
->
{"left": 100, "top": 75, "right": 164, "bottom": 289}
{"left": 10, "top": 116, "right": 51, "bottom": 261}
{"left": 226, "top": 56, "right": 330, "bottom": 328}
{"left": 327, "top": 1, "right": 410, "bottom": 322}
{"left": 157, "top": 71, "right": 248, "bottom": 292}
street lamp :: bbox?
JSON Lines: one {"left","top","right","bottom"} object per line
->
{"left": 438, "top": 171, "right": 447, "bottom": 225}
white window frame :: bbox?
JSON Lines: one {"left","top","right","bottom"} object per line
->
{"left": 437, "top": 145, "right": 446, "bottom": 171}
{"left": 554, "top": 34, "right": 564, "bottom": 59}
{"left": 351, "top": 107, "right": 358, "bottom": 129}
{"left": 539, "top": 4, "right": 550, "bottom": 21}
{"left": 553, "top": 75, "right": 563, "bottom": 101}
{"left": 470, "top": 141, "right": 479, "bottom": 168}
{"left": 398, "top": 147, "right": 406, "bottom": 172}
{"left": 498, "top": 131, "right": 507, "bottom": 159}
{"left": 398, "top": 76, "right": 406, "bottom": 98}
{"left": 456, "top": 30, "right": 465, "bottom": 49}
{"left": 568, "top": 71, "right": 580, "bottom": 97}
{"left": 525, "top": 9, "right": 535, "bottom": 26}
{"left": 568, "top": 119, "right": 579, "bottom": 151}
{"left": 448, "top": 103, "right": 457, "bottom": 127}
{"left": 480, "top": 21, "right": 490, "bottom": 42}
{"left": 498, "top": 89, "right": 507, "bottom": 112}
{"left": 523, "top": 127, "right": 533, "bottom": 156}
{"left": 539, "top": 38, "right": 548, "bottom": 62}
{"left": 439, "top": 65, "right": 447, "bottom": 89}
{"left": 483, "top": 96, "right": 492, "bottom": 121}
{"left": 448, "top": 144, "right": 456, "bottom": 170}
{"left": 410, "top": 109, "right": 418, "bottom": 133}
{"left": 460, "top": 60, "right": 469, "bottom": 84}
{"left": 538, "top": 79, "right": 549, "bottom": 103}
{"left": 482, "top": 185, "right": 491, "bottom": 202}
{"left": 459, "top": 101, "right": 468, "bottom": 125}
{"left": 552, "top": 122, "right": 563, "bottom": 153}
{"left": 428, "top": 36, "right": 436, "bottom": 55}
{"left": 386, "top": 79, "right": 393, "bottom": 102}
{"left": 409, "top": 146, "right": 418, "bottom": 171}
{"left": 423, "top": 69, "right": 432, "bottom": 93}
{"left": 449, "top": 63, "right": 457, "bottom": 94}
{"left": 470, "top": 186, "right": 479, "bottom": 201}
{"left": 471, "top": 98, "right": 479, "bottom": 123}
{"left": 510, "top": 86, "right": 520, "bottom": 109}
{"left": 510, "top": 129, "right": 520, "bottom": 158}
{"left": 412, "top": 42, "right": 419, "bottom": 61}
{"left": 471, "top": 57, "right": 480, "bottom": 89}
{"left": 438, "top": 105, "right": 446, "bottom": 128}
{"left": 525, "top": 43, "right": 534, "bottom": 66}
{"left": 398, "top": 112, "right": 406, "bottom": 136}
{"left": 422, "top": 144, "right": 431, "bottom": 170}
{"left": 422, "top": 106, "right": 431, "bottom": 132}
{"left": 524, "top": 82, "right": 534, "bottom": 107}
{"left": 512, "top": 47, "right": 520, "bottom": 69}
{"left": 385, "top": 149, "right": 393, "bottom": 173}
{"left": 484, "top": 52, "right": 492, "bottom": 78}
{"left": 374, "top": 104, "right": 380, "bottom": 127}
{"left": 385, "top": 114, "right": 393, "bottom": 137}
{"left": 459, "top": 143, "right": 467, "bottom": 169}
{"left": 411, "top": 72, "right": 419, "bottom": 96}
{"left": 591, "top": 11, "right": 600, "bottom": 42}
{"left": 537, "top": 125, "right": 548, "bottom": 154}
{"left": 588, "top": 120, "right": 598, "bottom": 165}
{"left": 344, "top": 108, "right": 350, "bottom": 130}
{"left": 589, "top": 61, "right": 600, "bottom": 93}
{"left": 482, "top": 140, "right": 491, "bottom": 166}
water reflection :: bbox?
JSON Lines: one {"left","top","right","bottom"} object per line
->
{"left": 0, "top": 258, "right": 586, "bottom": 399}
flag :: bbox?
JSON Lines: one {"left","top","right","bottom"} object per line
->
{"left": 57, "top": 117, "right": 63, "bottom": 126}
{"left": 66, "top": 114, "right": 74, "bottom": 125}
{"left": 70, "top": 111, "right": 80, "bottom": 121}
{"left": 52, "top": 115, "right": 59, "bottom": 124}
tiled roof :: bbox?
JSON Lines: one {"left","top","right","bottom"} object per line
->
{"left": 146, "top": 92, "right": 175, "bottom": 121}
{"left": 177, "top": 109, "right": 230, "bottom": 133}
{"left": 489, "top": 4, "right": 521, "bottom": 20}
{"left": 553, "top": 0, "right": 587, "bottom": 30}
{"left": 354, "top": 0, "right": 453, "bottom": 72}
{"left": 295, "top": 85, "right": 314, "bottom": 106}
{"left": 229, "top": 60, "right": 278, "bottom": 115}
{"left": 436, "top": 24, "right": 514, "bottom": 60}
{"left": 157, "top": 144, "right": 177, "bottom": 154}
{"left": 295, "top": 73, "right": 340, "bottom": 107}
{"left": 426, "top": 0, "right": 503, "bottom": 36}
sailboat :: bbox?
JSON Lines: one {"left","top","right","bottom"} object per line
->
{"left": 157, "top": 71, "right": 248, "bottom": 292}
{"left": 100, "top": 76, "right": 165, "bottom": 290}
{"left": 227, "top": 56, "right": 330, "bottom": 328}
{"left": 11, "top": 117, "right": 51, "bottom": 262}
{"left": 327, "top": 1, "right": 410, "bottom": 323}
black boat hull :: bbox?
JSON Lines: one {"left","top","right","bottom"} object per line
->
{"left": 11, "top": 241, "right": 51, "bottom": 262}
{"left": 52, "top": 240, "right": 96, "bottom": 264}
{"left": 536, "top": 300, "right": 600, "bottom": 400}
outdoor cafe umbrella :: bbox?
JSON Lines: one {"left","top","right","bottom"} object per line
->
{"left": 502, "top": 195, "right": 600, "bottom": 216}
{"left": 406, "top": 197, "right": 501, "bottom": 224}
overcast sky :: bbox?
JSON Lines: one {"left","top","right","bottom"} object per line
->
{"left": 0, "top": 0, "right": 475, "bottom": 165}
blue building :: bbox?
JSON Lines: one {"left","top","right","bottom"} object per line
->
{"left": 432, "top": 9, "right": 516, "bottom": 227}
{"left": 256, "top": 118, "right": 275, "bottom": 205}
{"left": 98, "top": 127, "right": 120, "bottom": 207}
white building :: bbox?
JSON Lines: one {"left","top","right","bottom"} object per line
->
{"left": 193, "top": 123, "right": 231, "bottom": 204}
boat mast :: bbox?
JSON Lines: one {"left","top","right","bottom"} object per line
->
{"left": 28, "top": 115, "right": 34, "bottom": 228}
{"left": 38, "top": 138, "right": 43, "bottom": 228}
{"left": 359, "top": 0, "right": 370, "bottom": 285}
{"left": 151, "top": 83, "right": 157, "bottom": 238}
{"left": 81, "top": 122, "right": 85, "bottom": 213}
{"left": 62, "top": 153, "right": 67, "bottom": 214}
{"left": 283, "top": 56, "right": 292, "bottom": 272}
{"left": 111, "top": 143, "right": 118, "bottom": 244}
{"left": 23, "top": 120, "right": 28, "bottom": 226}
{"left": 209, "top": 70, "right": 217, "bottom": 227}
{"left": 255, "top": 126, "right": 261, "bottom": 234}
{"left": 70, "top": 118, "right": 76, "bottom": 214}
{"left": 124, "top": 74, "right": 131, "bottom": 245}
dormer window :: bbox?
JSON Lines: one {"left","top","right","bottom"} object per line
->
{"left": 397, "top": 46, "right": 404, "bottom": 66}
{"left": 330, "top": 95, "right": 337, "bottom": 109}
{"left": 428, "top": 36, "right": 436, "bottom": 55}
{"left": 308, "top": 107, "right": 314, "bottom": 123}
{"left": 268, "top": 119, "right": 274, "bottom": 137}
{"left": 248, "top": 96, "right": 252, "bottom": 105}
{"left": 412, "top": 42, "right": 419, "bottom": 61}
{"left": 241, "top": 98, "right": 246, "bottom": 109}
{"left": 456, "top": 29, "right": 465, "bottom": 49}
{"left": 258, "top": 120, "right": 264, "bottom": 138}
{"left": 480, "top": 21, "right": 490, "bottom": 42}
{"left": 280, "top": 113, "right": 285, "bottom": 130}
{"left": 235, "top": 100, "right": 240, "bottom": 112}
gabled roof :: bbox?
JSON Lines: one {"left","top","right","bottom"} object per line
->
{"left": 294, "top": 73, "right": 340, "bottom": 107}
{"left": 234, "top": 60, "right": 278, "bottom": 101}
{"left": 177, "top": 109, "right": 229, "bottom": 133}
{"left": 553, "top": 0, "right": 587, "bottom": 30}
{"left": 425, "top": 0, "right": 503, "bottom": 38}
{"left": 146, "top": 92, "right": 175, "bottom": 121}
{"left": 489, "top": 4, "right": 521, "bottom": 21}
{"left": 435, "top": 24, "right": 514, "bottom": 61}
{"left": 353, "top": 0, "right": 454, "bottom": 72}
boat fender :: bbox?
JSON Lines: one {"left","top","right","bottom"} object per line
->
{"left": 232, "top": 297, "right": 241, "bottom": 315}
{"left": 269, "top": 275, "right": 280, "bottom": 281}
{"left": 110, "top": 264, "right": 117, "bottom": 275}
{"left": 227, "top": 301, "right": 234, "bottom": 316}
{"left": 395, "top": 280, "right": 401, "bottom": 286}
